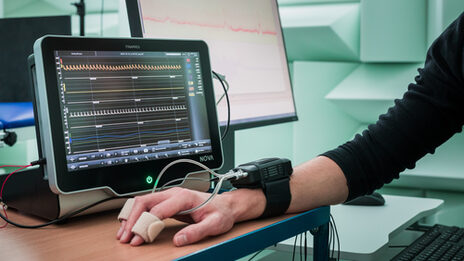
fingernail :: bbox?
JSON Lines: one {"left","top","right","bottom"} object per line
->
{"left": 121, "top": 231, "right": 128, "bottom": 242}
{"left": 175, "top": 234, "right": 187, "bottom": 246}
{"left": 117, "top": 226, "right": 124, "bottom": 238}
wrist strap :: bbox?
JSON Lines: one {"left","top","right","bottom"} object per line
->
{"left": 260, "top": 177, "right": 292, "bottom": 218}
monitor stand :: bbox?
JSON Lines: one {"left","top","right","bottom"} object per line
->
{"left": 0, "top": 166, "right": 127, "bottom": 220}
{"left": 0, "top": 165, "right": 209, "bottom": 220}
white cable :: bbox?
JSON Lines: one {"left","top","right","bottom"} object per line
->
{"left": 152, "top": 159, "right": 219, "bottom": 194}
{"left": 159, "top": 177, "right": 212, "bottom": 191}
{"left": 151, "top": 158, "right": 247, "bottom": 215}
{"left": 178, "top": 175, "right": 225, "bottom": 215}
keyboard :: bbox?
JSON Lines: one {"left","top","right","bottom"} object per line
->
{"left": 392, "top": 224, "right": 464, "bottom": 261}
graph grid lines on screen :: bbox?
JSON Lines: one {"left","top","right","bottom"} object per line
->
{"left": 54, "top": 50, "right": 211, "bottom": 171}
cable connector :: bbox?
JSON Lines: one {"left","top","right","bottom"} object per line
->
{"left": 224, "top": 168, "right": 248, "bottom": 181}
{"left": 30, "top": 158, "right": 46, "bottom": 166}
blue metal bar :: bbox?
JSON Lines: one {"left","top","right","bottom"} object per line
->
{"left": 176, "top": 206, "right": 330, "bottom": 261}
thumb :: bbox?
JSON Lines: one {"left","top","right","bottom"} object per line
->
{"left": 173, "top": 221, "right": 210, "bottom": 247}
{"left": 173, "top": 214, "right": 233, "bottom": 246}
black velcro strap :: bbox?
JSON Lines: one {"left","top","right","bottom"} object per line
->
{"left": 260, "top": 177, "right": 291, "bottom": 218}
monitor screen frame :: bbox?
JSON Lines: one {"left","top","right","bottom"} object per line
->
{"left": 33, "top": 35, "right": 223, "bottom": 195}
{"left": 125, "top": 0, "right": 298, "bottom": 131}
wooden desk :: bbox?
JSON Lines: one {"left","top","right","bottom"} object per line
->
{"left": 0, "top": 206, "right": 330, "bottom": 260}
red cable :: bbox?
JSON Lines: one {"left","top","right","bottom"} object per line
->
{"left": 0, "top": 164, "right": 32, "bottom": 228}
{"left": 0, "top": 165, "right": 26, "bottom": 168}
{"left": 0, "top": 164, "right": 31, "bottom": 200}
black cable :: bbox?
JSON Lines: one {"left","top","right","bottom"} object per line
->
{"left": 0, "top": 196, "right": 130, "bottom": 229}
{"left": 328, "top": 220, "right": 333, "bottom": 258}
{"left": 300, "top": 233, "right": 303, "bottom": 261}
{"left": 292, "top": 234, "right": 298, "bottom": 261}
{"left": 304, "top": 231, "right": 307, "bottom": 261}
{"left": 212, "top": 71, "right": 230, "bottom": 141}
{"left": 329, "top": 220, "right": 334, "bottom": 259}
{"left": 330, "top": 214, "right": 340, "bottom": 261}
{"left": 330, "top": 219, "right": 335, "bottom": 260}
{"left": 248, "top": 249, "right": 265, "bottom": 261}
{"left": 333, "top": 223, "right": 336, "bottom": 259}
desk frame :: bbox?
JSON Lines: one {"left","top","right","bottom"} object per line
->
{"left": 178, "top": 206, "right": 330, "bottom": 261}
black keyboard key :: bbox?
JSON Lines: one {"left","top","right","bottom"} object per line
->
{"left": 450, "top": 235, "right": 462, "bottom": 242}
{"left": 392, "top": 224, "right": 464, "bottom": 261}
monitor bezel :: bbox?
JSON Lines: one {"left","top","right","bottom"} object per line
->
{"left": 33, "top": 35, "right": 223, "bottom": 195}
{"left": 125, "top": 0, "right": 298, "bottom": 131}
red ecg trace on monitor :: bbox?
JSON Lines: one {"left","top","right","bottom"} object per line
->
{"left": 143, "top": 16, "right": 277, "bottom": 36}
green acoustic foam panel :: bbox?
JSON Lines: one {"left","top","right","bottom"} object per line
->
{"left": 278, "top": 0, "right": 360, "bottom": 6}
{"left": 0, "top": 126, "right": 38, "bottom": 167}
{"left": 423, "top": 190, "right": 464, "bottom": 227}
{"left": 4, "top": 0, "right": 63, "bottom": 18}
{"left": 377, "top": 187, "right": 425, "bottom": 198}
{"left": 235, "top": 122, "right": 295, "bottom": 166}
{"left": 291, "top": 61, "right": 360, "bottom": 165}
{"left": 279, "top": 3, "right": 360, "bottom": 61}
{"left": 325, "top": 63, "right": 423, "bottom": 123}
{"left": 360, "top": 0, "right": 426, "bottom": 62}
{"left": 427, "top": 0, "right": 464, "bottom": 47}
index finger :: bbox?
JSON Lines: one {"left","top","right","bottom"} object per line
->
{"left": 129, "top": 191, "right": 202, "bottom": 246}
{"left": 119, "top": 187, "right": 184, "bottom": 243}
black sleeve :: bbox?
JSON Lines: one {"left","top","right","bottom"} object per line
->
{"left": 321, "top": 13, "right": 464, "bottom": 201}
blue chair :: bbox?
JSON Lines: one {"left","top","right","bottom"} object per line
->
{"left": 0, "top": 102, "right": 35, "bottom": 129}
{"left": 0, "top": 102, "right": 34, "bottom": 146}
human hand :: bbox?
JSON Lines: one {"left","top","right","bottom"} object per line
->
{"left": 116, "top": 187, "right": 263, "bottom": 247}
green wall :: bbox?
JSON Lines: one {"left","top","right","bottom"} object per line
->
{"left": 277, "top": 0, "right": 464, "bottom": 228}
{"left": 2, "top": 0, "right": 464, "bottom": 228}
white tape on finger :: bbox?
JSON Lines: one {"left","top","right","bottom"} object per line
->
{"left": 118, "top": 198, "right": 135, "bottom": 221}
{"left": 131, "top": 212, "right": 165, "bottom": 243}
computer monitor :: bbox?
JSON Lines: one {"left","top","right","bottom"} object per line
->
{"left": 0, "top": 16, "right": 71, "bottom": 102}
{"left": 33, "top": 36, "right": 223, "bottom": 195}
{"left": 125, "top": 0, "right": 297, "bottom": 130}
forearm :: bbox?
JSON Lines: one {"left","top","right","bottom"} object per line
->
{"left": 221, "top": 156, "right": 348, "bottom": 221}
{"left": 117, "top": 157, "right": 348, "bottom": 246}
{"left": 286, "top": 156, "right": 348, "bottom": 213}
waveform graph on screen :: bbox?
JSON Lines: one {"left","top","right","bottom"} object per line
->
{"left": 136, "top": 0, "right": 296, "bottom": 126}
{"left": 139, "top": 0, "right": 278, "bottom": 44}
{"left": 58, "top": 55, "right": 192, "bottom": 155}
